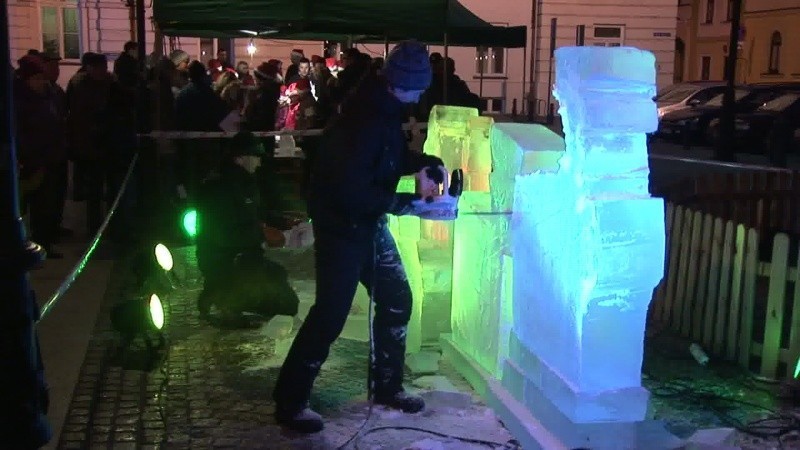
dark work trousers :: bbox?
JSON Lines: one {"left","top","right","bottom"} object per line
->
{"left": 53, "top": 161, "right": 68, "bottom": 229}
{"left": 74, "top": 159, "right": 109, "bottom": 237}
{"left": 273, "top": 220, "right": 413, "bottom": 412}
{"left": 28, "top": 164, "right": 65, "bottom": 249}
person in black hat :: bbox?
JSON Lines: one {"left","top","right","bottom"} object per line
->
{"left": 195, "top": 131, "right": 299, "bottom": 326}
{"left": 272, "top": 40, "right": 446, "bottom": 433}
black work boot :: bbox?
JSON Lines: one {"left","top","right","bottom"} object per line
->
{"left": 375, "top": 390, "right": 425, "bottom": 414}
{"left": 197, "top": 290, "right": 212, "bottom": 320}
{"left": 275, "top": 405, "right": 324, "bottom": 433}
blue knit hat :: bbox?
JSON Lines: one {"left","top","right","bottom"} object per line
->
{"left": 384, "top": 40, "right": 432, "bottom": 91}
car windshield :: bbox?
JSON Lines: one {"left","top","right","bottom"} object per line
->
{"left": 757, "top": 93, "right": 800, "bottom": 112}
{"left": 658, "top": 87, "right": 698, "bottom": 103}
{"left": 705, "top": 90, "right": 749, "bottom": 106}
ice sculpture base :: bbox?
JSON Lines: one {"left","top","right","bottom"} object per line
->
{"left": 506, "top": 330, "right": 649, "bottom": 423}
{"left": 441, "top": 334, "right": 682, "bottom": 450}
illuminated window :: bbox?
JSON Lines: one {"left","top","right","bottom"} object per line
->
{"left": 475, "top": 47, "right": 506, "bottom": 75}
{"left": 41, "top": 2, "right": 80, "bottom": 60}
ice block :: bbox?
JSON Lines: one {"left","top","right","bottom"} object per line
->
{"left": 504, "top": 47, "right": 665, "bottom": 448}
{"left": 450, "top": 124, "right": 564, "bottom": 377}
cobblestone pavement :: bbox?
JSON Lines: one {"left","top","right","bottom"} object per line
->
{"left": 55, "top": 245, "right": 515, "bottom": 450}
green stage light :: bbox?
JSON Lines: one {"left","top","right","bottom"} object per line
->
{"left": 154, "top": 244, "right": 173, "bottom": 271}
{"left": 111, "top": 293, "right": 166, "bottom": 341}
{"left": 149, "top": 294, "right": 165, "bottom": 330}
{"left": 182, "top": 209, "right": 198, "bottom": 238}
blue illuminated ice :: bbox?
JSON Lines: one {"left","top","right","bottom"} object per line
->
{"left": 507, "top": 46, "right": 665, "bottom": 433}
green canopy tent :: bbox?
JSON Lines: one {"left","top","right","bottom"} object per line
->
{"left": 153, "top": 0, "right": 529, "bottom": 109}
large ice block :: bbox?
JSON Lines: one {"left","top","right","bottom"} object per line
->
{"left": 450, "top": 124, "right": 565, "bottom": 377}
{"left": 505, "top": 47, "right": 665, "bottom": 447}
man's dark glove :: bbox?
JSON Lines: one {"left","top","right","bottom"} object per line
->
{"left": 418, "top": 154, "right": 445, "bottom": 183}
{"left": 388, "top": 192, "right": 427, "bottom": 216}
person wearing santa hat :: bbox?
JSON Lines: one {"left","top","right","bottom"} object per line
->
{"left": 243, "top": 61, "right": 282, "bottom": 133}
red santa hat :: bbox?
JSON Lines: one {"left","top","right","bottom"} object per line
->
{"left": 325, "top": 57, "right": 340, "bottom": 70}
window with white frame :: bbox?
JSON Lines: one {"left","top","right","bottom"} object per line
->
{"left": 41, "top": 1, "right": 80, "bottom": 60}
{"left": 480, "top": 97, "right": 504, "bottom": 114}
{"left": 475, "top": 46, "right": 506, "bottom": 76}
{"left": 592, "top": 25, "right": 624, "bottom": 47}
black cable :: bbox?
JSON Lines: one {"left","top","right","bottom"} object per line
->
{"left": 335, "top": 236, "right": 378, "bottom": 450}
{"left": 644, "top": 369, "right": 800, "bottom": 441}
{"left": 355, "top": 426, "right": 517, "bottom": 449}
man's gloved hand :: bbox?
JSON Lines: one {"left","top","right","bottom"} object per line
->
{"left": 388, "top": 192, "right": 424, "bottom": 216}
{"left": 410, "top": 194, "right": 459, "bottom": 221}
{"left": 419, "top": 154, "right": 445, "bottom": 183}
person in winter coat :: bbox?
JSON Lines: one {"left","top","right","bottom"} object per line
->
{"left": 66, "top": 52, "right": 113, "bottom": 236}
{"left": 244, "top": 61, "right": 282, "bottom": 132}
{"left": 14, "top": 55, "right": 68, "bottom": 257}
{"left": 195, "top": 131, "right": 299, "bottom": 325}
{"left": 113, "top": 41, "right": 139, "bottom": 90}
{"left": 272, "top": 40, "right": 446, "bottom": 433}
{"left": 174, "top": 61, "right": 229, "bottom": 197}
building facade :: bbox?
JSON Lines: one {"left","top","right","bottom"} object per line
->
{"left": 687, "top": 0, "right": 738, "bottom": 82}
{"left": 740, "top": 0, "right": 800, "bottom": 84}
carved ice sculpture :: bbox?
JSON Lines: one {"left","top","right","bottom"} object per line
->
{"left": 504, "top": 47, "right": 665, "bottom": 448}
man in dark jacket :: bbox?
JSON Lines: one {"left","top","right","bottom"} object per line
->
{"left": 174, "top": 61, "right": 228, "bottom": 198}
{"left": 195, "top": 131, "right": 299, "bottom": 325}
{"left": 273, "top": 41, "right": 445, "bottom": 433}
{"left": 113, "top": 41, "right": 139, "bottom": 90}
{"left": 15, "top": 55, "right": 68, "bottom": 258}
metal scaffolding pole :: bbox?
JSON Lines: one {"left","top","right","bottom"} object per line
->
{"left": 0, "top": 0, "right": 52, "bottom": 446}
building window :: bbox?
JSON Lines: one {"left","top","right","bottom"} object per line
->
{"left": 725, "top": 0, "right": 734, "bottom": 21}
{"left": 592, "top": 25, "right": 624, "bottom": 47}
{"left": 674, "top": 38, "right": 685, "bottom": 83}
{"left": 768, "top": 31, "right": 782, "bottom": 74}
{"left": 723, "top": 56, "right": 729, "bottom": 79}
{"left": 480, "top": 97, "right": 504, "bottom": 114}
{"left": 705, "top": 0, "right": 715, "bottom": 23}
{"left": 41, "top": 3, "right": 80, "bottom": 60}
{"left": 701, "top": 56, "right": 711, "bottom": 80}
{"left": 475, "top": 47, "right": 505, "bottom": 75}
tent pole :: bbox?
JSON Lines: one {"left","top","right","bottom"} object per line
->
{"left": 522, "top": 41, "right": 528, "bottom": 116}
{"left": 384, "top": 36, "right": 389, "bottom": 58}
{"left": 443, "top": 32, "right": 448, "bottom": 105}
{"left": 479, "top": 50, "right": 484, "bottom": 99}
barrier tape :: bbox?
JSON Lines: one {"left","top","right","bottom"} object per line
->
{"left": 649, "top": 154, "right": 793, "bottom": 173}
{"left": 139, "top": 122, "right": 428, "bottom": 139}
{"left": 38, "top": 153, "right": 139, "bottom": 323}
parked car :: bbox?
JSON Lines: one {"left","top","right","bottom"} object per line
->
{"left": 707, "top": 90, "right": 800, "bottom": 152}
{"left": 659, "top": 85, "right": 788, "bottom": 145}
{"left": 656, "top": 81, "right": 727, "bottom": 119}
